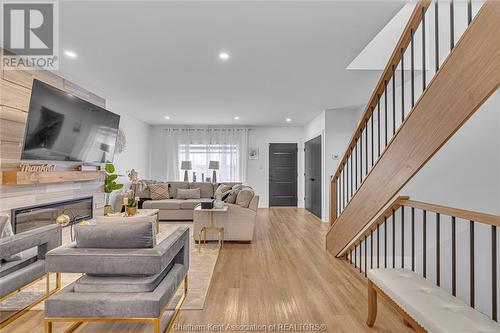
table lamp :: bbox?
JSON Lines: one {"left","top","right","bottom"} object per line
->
{"left": 209, "top": 160, "right": 219, "bottom": 183}
{"left": 181, "top": 161, "right": 192, "bottom": 181}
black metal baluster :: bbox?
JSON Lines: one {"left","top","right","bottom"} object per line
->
{"left": 384, "top": 81, "right": 388, "bottom": 146}
{"left": 377, "top": 225, "right": 380, "bottom": 269}
{"left": 343, "top": 169, "right": 346, "bottom": 210}
{"left": 411, "top": 29, "right": 415, "bottom": 107}
{"left": 392, "top": 209, "right": 396, "bottom": 268}
{"left": 401, "top": 48, "right": 405, "bottom": 122}
{"left": 492, "top": 225, "right": 497, "bottom": 321}
{"left": 377, "top": 97, "right": 381, "bottom": 157}
{"left": 365, "top": 119, "right": 368, "bottom": 175}
{"left": 350, "top": 151, "right": 353, "bottom": 199}
{"left": 435, "top": 0, "right": 440, "bottom": 72}
{"left": 360, "top": 130, "right": 363, "bottom": 182}
{"left": 450, "top": 0, "right": 455, "bottom": 50}
{"left": 436, "top": 212, "right": 441, "bottom": 286}
{"left": 470, "top": 220, "right": 475, "bottom": 307}
{"left": 364, "top": 235, "right": 367, "bottom": 276}
{"left": 384, "top": 216, "right": 388, "bottom": 268}
{"left": 360, "top": 242, "right": 363, "bottom": 274}
{"left": 412, "top": 207, "right": 415, "bottom": 271}
{"left": 371, "top": 229, "right": 374, "bottom": 269}
{"left": 452, "top": 216, "right": 456, "bottom": 296}
{"left": 423, "top": 210, "right": 427, "bottom": 278}
{"left": 355, "top": 244, "right": 357, "bottom": 268}
{"left": 392, "top": 67, "right": 396, "bottom": 136}
{"left": 371, "top": 115, "right": 374, "bottom": 167}
{"left": 401, "top": 206, "right": 405, "bottom": 268}
{"left": 422, "top": 7, "right": 427, "bottom": 90}
{"left": 355, "top": 144, "right": 358, "bottom": 191}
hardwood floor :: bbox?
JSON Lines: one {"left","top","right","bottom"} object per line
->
{"left": 2, "top": 208, "right": 412, "bottom": 333}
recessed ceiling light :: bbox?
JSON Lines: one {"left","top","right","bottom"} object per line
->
{"left": 219, "top": 52, "right": 230, "bottom": 61}
{"left": 234, "top": 116, "right": 239, "bottom": 120}
{"left": 164, "top": 116, "right": 170, "bottom": 120}
{"left": 64, "top": 50, "right": 77, "bottom": 59}
{"left": 286, "top": 118, "right": 292, "bottom": 122}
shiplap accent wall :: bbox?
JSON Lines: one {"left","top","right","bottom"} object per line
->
{"left": 0, "top": 63, "right": 106, "bottom": 218}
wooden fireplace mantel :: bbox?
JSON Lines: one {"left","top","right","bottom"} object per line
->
{"left": 2, "top": 170, "right": 104, "bottom": 185}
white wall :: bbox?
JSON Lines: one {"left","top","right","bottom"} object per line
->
{"left": 107, "top": 100, "right": 152, "bottom": 194}
{"left": 322, "top": 106, "right": 364, "bottom": 222}
{"left": 247, "top": 126, "right": 304, "bottom": 208}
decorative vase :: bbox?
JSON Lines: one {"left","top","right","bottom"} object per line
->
{"left": 126, "top": 206, "right": 137, "bottom": 216}
{"left": 214, "top": 193, "right": 224, "bottom": 209}
{"left": 104, "top": 205, "right": 112, "bottom": 216}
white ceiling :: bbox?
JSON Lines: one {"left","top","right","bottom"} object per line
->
{"left": 55, "top": 1, "right": 404, "bottom": 126}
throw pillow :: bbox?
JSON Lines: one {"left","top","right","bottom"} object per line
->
{"left": 149, "top": 183, "right": 169, "bottom": 200}
{"left": 225, "top": 184, "right": 245, "bottom": 204}
{"left": 215, "top": 184, "right": 232, "bottom": 199}
{"left": 236, "top": 188, "right": 255, "bottom": 208}
{"left": 177, "top": 188, "right": 201, "bottom": 199}
{"left": 0, "top": 214, "right": 22, "bottom": 261}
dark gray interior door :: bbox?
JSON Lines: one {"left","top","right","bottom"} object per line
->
{"left": 269, "top": 143, "right": 297, "bottom": 207}
{"left": 305, "top": 135, "right": 322, "bottom": 218}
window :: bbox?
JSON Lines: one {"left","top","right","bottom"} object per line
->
{"left": 179, "top": 143, "right": 241, "bottom": 182}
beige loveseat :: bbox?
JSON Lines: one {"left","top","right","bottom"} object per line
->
{"left": 193, "top": 195, "right": 259, "bottom": 242}
{"left": 136, "top": 181, "right": 240, "bottom": 221}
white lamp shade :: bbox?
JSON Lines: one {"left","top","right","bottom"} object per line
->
{"left": 209, "top": 160, "right": 219, "bottom": 170}
{"left": 181, "top": 161, "right": 192, "bottom": 170}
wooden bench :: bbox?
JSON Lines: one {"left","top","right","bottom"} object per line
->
{"left": 366, "top": 268, "right": 500, "bottom": 332}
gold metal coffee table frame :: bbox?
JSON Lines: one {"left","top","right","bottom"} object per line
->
{"left": 195, "top": 205, "right": 228, "bottom": 251}
{"left": 0, "top": 272, "right": 61, "bottom": 329}
{"left": 44, "top": 274, "right": 188, "bottom": 333}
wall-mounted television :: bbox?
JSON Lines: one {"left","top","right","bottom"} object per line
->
{"left": 21, "top": 79, "right": 120, "bottom": 164}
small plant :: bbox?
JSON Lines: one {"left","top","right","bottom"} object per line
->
{"left": 126, "top": 197, "right": 138, "bottom": 208}
{"left": 104, "top": 163, "right": 123, "bottom": 206}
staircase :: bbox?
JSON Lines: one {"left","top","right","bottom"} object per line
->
{"left": 326, "top": 0, "right": 500, "bottom": 256}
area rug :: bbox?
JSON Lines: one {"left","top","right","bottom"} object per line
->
{"left": 0, "top": 223, "right": 220, "bottom": 313}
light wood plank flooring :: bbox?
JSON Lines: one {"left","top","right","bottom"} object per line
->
{"left": 3, "top": 208, "right": 412, "bottom": 333}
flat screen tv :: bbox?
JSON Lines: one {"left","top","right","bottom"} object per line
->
{"left": 21, "top": 79, "right": 120, "bottom": 164}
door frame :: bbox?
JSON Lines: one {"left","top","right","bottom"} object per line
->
{"left": 268, "top": 142, "right": 298, "bottom": 207}
{"left": 304, "top": 134, "right": 322, "bottom": 218}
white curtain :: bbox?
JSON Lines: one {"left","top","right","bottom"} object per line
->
{"left": 163, "top": 128, "right": 248, "bottom": 182}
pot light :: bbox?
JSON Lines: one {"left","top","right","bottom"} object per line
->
{"left": 286, "top": 118, "right": 292, "bottom": 122}
{"left": 219, "top": 52, "right": 230, "bottom": 61}
{"left": 234, "top": 116, "right": 239, "bottom": 120}
{"left": 164, "top": 116, "right": 170, "bottom": 120}
{"left": 64, "top": 50, "right": 77, "bottom": 59}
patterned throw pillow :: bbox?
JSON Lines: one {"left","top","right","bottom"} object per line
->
{"left": 148, "top": 183, "right": 169, "bottom": 200}
{"left": 225, "top": 184, "right": 250, "bottom": 204}
{"left": 215, "top": 184, "right": 232, "bottom": 199}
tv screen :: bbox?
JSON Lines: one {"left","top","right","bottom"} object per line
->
{"left": 21, "top": 79, "right": 120, "bottom": 163}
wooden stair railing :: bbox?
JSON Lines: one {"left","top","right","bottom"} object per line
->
{"left": 339, "top": 196, "right": 500, "bottom": 322}
{"left": 326, "top": 0, "right": 500, "bottom": 255}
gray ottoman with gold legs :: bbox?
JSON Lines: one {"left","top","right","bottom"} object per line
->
{"left": 44, "top": 221, "right": 189, "bottom": 333}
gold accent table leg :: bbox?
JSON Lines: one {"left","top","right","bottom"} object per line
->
{"left": 45, "top": 319, "right": 53, "bottom": 333}
{"left": 198, "top": 228, "right": 204, "bottom": 252}
{"left": 153, "top": 318, "right": 161, "bottom": 333}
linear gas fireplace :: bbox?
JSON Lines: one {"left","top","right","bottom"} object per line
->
{"left": 11, "top": 197, "right": 93, "bottom": 234}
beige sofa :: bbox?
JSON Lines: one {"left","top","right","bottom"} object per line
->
{"left": 193, "top": 195, "right": 259, "bottom": 242}
{"left": 137, "top": 181, "right": 240, "bottom": 221}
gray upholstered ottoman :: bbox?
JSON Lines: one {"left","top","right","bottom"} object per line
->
{"left": 44, "top": 222, "right": 189, "bottom": 333}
